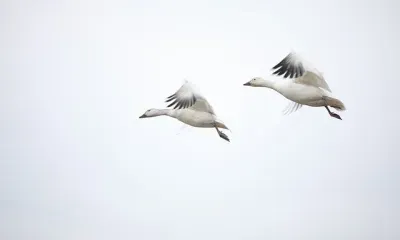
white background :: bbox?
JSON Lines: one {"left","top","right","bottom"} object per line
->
{"left": 1, "top": 0, "right": 399, "bottom": 239}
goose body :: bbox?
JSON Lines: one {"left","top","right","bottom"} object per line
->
{"left": 273, "top": 79, "right": 339, "bottom": 106}
{"left": 244, "top": 51, "right": 346, "bottom": 119}
{"left": 153, "top": 108, "right": 223, "bottom": 128}
{"left": 139, "top": 81, "right": 230, "bottom": 141}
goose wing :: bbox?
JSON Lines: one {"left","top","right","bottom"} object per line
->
{"left": 271, "top": 51, "right": 332, "bottom": 92}
{"left": 165, "top": 81, "right": 215, "bottom": 114}
{"left": 282, "top": 101, "right": 303, "bottom": 115}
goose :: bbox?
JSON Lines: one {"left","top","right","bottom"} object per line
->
{"left": 139, "top": 81, "right": 230, "bottom": 142}
{"left": 243, "top": 51, "right": 346, "bottom": 120}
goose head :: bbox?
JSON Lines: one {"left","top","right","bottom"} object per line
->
{"left": 243, "top": 77, "right": 265, "bottom": 87}
{"left": 139, "top": 108, "right": 161, "bottom": 118}
{"left": 243, "top": 77, "right": 274, "bottom": 89}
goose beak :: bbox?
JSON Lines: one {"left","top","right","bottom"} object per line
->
{"left": 139, "top": 114, "right": 147, "bottom": 118}
{"left": 243, "top": 81, "right": 251, "bottom": 86}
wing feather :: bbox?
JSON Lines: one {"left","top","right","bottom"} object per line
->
{"left": 272, "top": 52, "right": 305, "bottom": 79}
{"left": 271, "top": 51, "right": 332, "bottom": 92}
{"left": 165, "top": 81, "right": 214, "bottom": 114}
{"left": 282, "top": 101, "right": 303, "bottom": 115}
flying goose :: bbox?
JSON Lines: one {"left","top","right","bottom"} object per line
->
{"left": 243, "top": 51, "right": 346, "bottom": 120}
{"left": 139, "top": 80, "right": 230, "bottom": 141}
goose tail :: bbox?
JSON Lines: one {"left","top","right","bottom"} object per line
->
{"left": 325, "top": 97, "right": 346, "bottom": 111}
{"left": 215, "top": 119, "right": 231, "bottom": 133}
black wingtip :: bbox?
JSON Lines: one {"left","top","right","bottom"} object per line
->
{"left": 167, "top": 99, "right": 177, "bottom": 108}
{"left": 272, "top": 52, "right": 292, "bottom": 66}
{"left": 165, "top": 94, "right": 176, "bottom": 102}
{"left": 166, "top": 95, "right": 198, "bottom": 110}
{"left": 270, "top": 52, "right": 305, "bottom": 79}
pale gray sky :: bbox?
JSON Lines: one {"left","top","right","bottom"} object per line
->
{"left": 1, "top": 0, "right": 399, "bottom": 239}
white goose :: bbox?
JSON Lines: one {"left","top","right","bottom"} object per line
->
{"left": 139, "top": 81, "right": 230, "bottom": 142}
{"left": 243, "top": 51, "right": 346, "bottom": 120}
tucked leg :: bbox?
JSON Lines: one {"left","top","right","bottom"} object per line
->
{"left": 215, "top": 126, "right": 230, "bottom": 142}
{"left": 325, "top": 106, "right": 342, "bottom": 120}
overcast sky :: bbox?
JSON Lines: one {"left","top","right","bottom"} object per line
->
{"left": 1, "top": 0, "right": 399, "bottom": 239}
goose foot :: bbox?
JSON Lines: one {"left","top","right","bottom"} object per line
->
{"left": 330, "top": 112, "right": 342, "bottom": 120}
{"left": 325, "top": 106, "right": 342, "bottom": 120}
{"left": 215, "top": 127, "right": 230, "bottom": 142}
{"left": 218, "top": 131, "right": 230, "bottom": 142}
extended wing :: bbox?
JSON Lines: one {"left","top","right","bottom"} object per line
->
{"left": 271, "top": 51, "right": 332, "bottom": 92}
{"left": 165, "top": 81, "right": 214, "bottom": 114}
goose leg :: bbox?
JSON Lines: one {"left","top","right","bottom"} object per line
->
{"left": 325, "top": 106, "right": 342, "bottom": 120}
{"left": 215, "top": 126, "right": 230, "bottom": 142}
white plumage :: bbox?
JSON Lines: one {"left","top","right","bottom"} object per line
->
{"left": 139, "top": 80, "right": 230, "bottom": 142}
{"left": 244, "top": 51, "right": 346, "bottom": 120}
